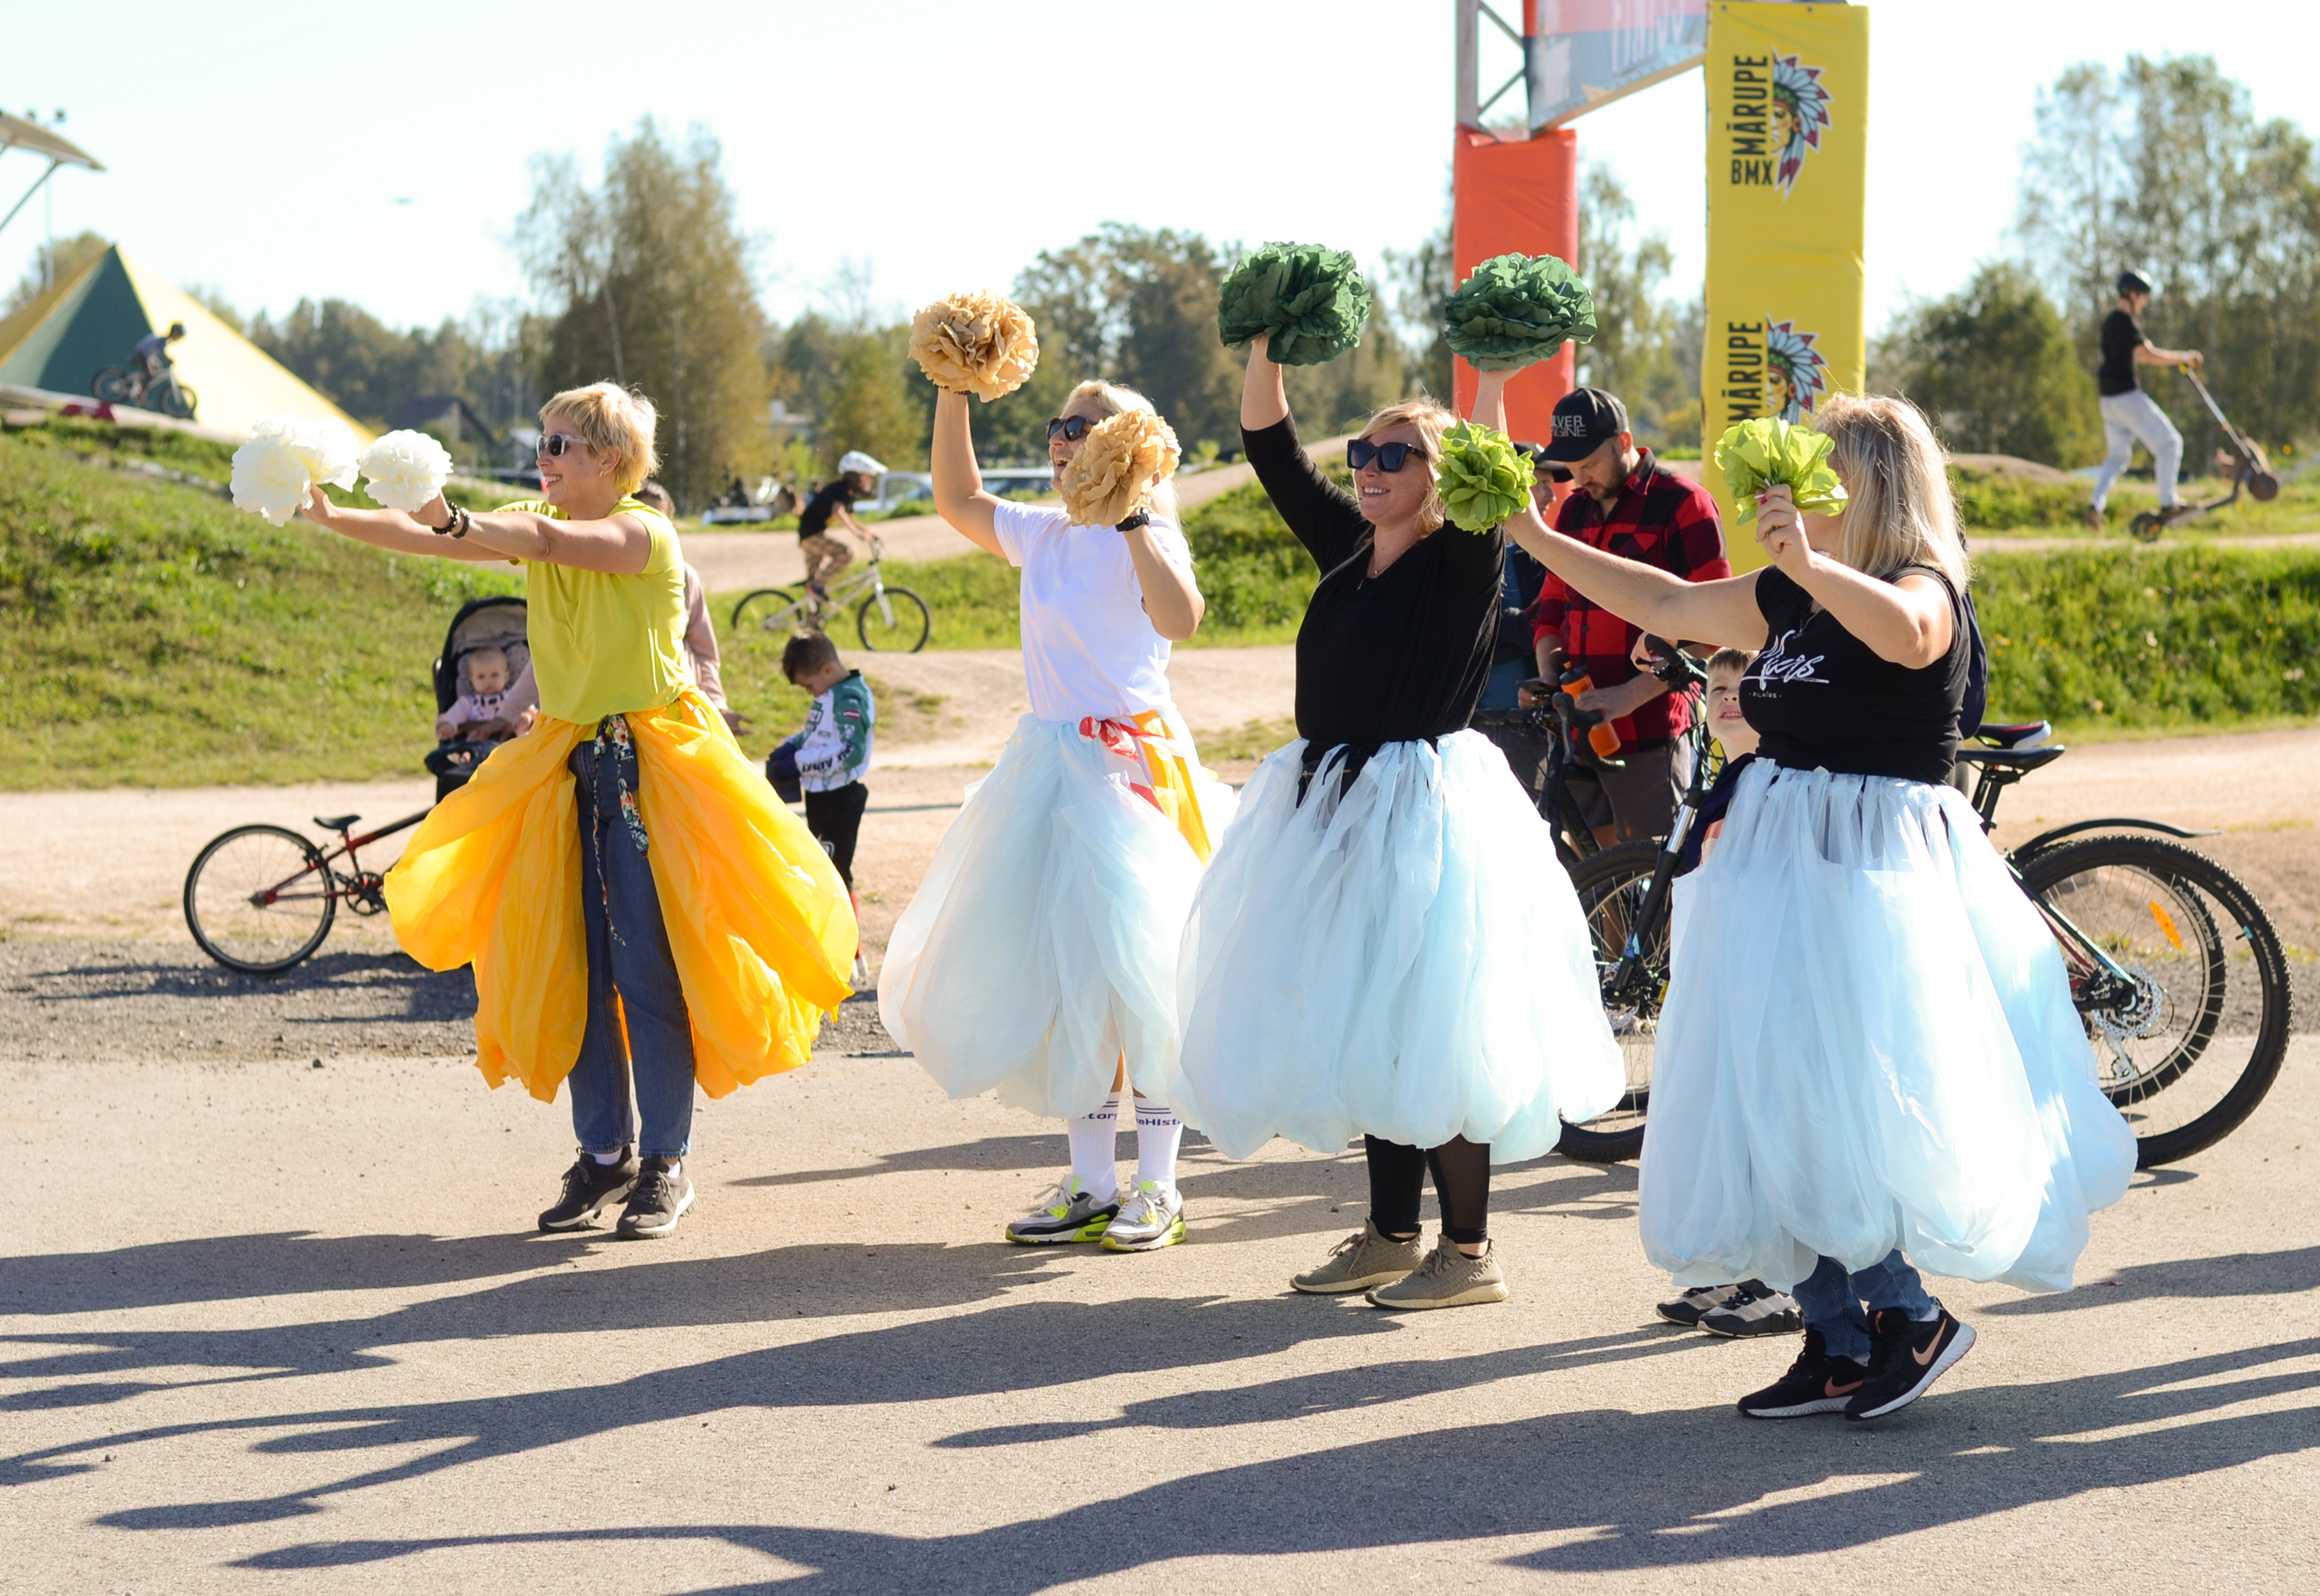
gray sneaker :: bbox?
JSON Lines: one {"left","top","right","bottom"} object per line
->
{"left": 1004, "top": 1180, "right": 1120, "bottom": 1245}
{"left": 1100, "top": 1180, "right": 1186, "bottom": 1252}
{"left": 1365, "top": 1235, "right": 1510, "bottom": 1310}
{"left": 1699, "top": 1280, "right": 1803, "bottom": 1338}
{"left": 1291, "top": 1217, "right": 1424, "bottom": 1294}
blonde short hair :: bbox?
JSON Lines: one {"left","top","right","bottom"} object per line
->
{"left": 1357, "top": 397, "right": 1459, "bottom": 535}
{"left": 1060, "top": 379, "right": 1179, "bottom": 522}
{"left": 1817, "top": 393, "right": 1968, "bottom": 589}
{"left": 542, "top": 382, "right": 659, "bottom": 496}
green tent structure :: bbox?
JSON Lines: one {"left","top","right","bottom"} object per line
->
{"left": 0, "top": 242, "right": 367, "bottom": 441}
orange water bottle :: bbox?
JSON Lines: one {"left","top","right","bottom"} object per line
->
{"left": 1560, "top": 666, "right": 1623, "bottom": 759}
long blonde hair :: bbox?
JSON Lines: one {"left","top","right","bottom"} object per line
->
{"left": 1817, "top": 393, "right": 1968, "bottom": 588}
{"left": 1357, "top": 397, "right": 1459, "bottom": 535}
{"left": 1061, "top": 379, "right": 1180, "bottom": 523}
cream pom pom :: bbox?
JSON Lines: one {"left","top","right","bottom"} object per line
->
{"left": 357, "top": 429, "right": 457, "bottom": 513}
{"left": 909, "top": 290, "right": 1039, "bottom": 401}
{"left": 1059, "top": 409, "right": 1181, "bottom": 527}
{"left": 230, "top": 415, "right": 361, "bottom": 527}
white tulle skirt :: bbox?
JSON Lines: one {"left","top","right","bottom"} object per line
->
{"left": 1641, "top": 760, "right": 2137, "bottom": 1294}
{"left": 880, "top": 709, "right": 1236, "bottom": 1119}
{"left": 1170, "top": 731, "right": 1625, "bottom": 1163}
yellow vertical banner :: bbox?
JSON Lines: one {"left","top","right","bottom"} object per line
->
{"left": 1702, "top": 1, "right": 1869, "bottom": 570}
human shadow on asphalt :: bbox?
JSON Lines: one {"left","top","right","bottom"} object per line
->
{"left": 727, "top": 1134, "right": 1062, "bottom": 1185}
{"left": 203, "top": 1332, "right": 2320, "bottom": 1590}
{"left": 23, "top": 948, "right": 469, "bottom": 1007}
{"left": 1980, "top": 1242, "right": 2320, "bottom": 1312}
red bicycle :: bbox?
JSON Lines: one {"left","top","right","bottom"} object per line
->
{"left": 182, "top": 808, "right": 433, "bottom": 974}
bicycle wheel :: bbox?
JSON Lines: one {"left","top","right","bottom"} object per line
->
{"left": 92, "top": 367, "right": 133, "bottom": 404}
{"left": 730, "top": 587, "right": 805, "bottom": 634}
{"left": 857, "top": 585, "right": 931, "bottom": 652}
{"left": 2019, "top": 836, "right": 2291, "bottom": 1167}
{"left": 1556, "top": 840, "right": 1665, "bottom": 1163}
{"left": 161, "top": 381, "right": 198, "bottom": 420}
{"left": 183, "top": 824, "right": 337, "bottom": 974}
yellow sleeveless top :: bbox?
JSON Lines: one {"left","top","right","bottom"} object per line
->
{"left": 501, "top": 497, "right": 688, "bottom": 724}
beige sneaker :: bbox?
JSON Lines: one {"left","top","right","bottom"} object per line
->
{"left": 1290, "top": 1218, "right": 1424, "bottom": 1294}
{"left": 1365, "top": 1235, "right": 1510, "bottom": 1310}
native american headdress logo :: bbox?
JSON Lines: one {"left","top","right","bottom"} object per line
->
{"left": 1764, "top": 318, "right": 1830, "bottom": 423}
{"left": 1770, "top": 53, "right": 1833, "bottom": 198}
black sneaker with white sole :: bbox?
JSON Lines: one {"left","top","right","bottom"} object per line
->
{"left": 1656, "top": 1282, "right": 1740, "bottom": 1327}
{"left": 1846, "top": 1305, "right": 1975, "bottom": 1421}
{"left": 1699, "top": 1279, "right": 1804, "bottom": 1339}
{"left": 616, "top": 1158, "right": 695, "bottom": 1239}
{"left": 1737, "top": 1328, "right": 1871, "bottom": 1419}
{"left": 539, "top": 1147, "right": 638, "bottom": 1231}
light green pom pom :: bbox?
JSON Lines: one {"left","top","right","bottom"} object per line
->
{"left": 1437, "top": 421, "right": 1530, "bottom": 532}
{"left": 1712, "top": 416, "right": 1849, "bottom": 524}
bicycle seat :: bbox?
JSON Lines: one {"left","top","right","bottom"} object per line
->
{"left": 1953, "top": 744, "right": 2065, "bottom": 773}
{"left": 314, "top": 813, "right": 361, "bottom": 832}
{"left": 1971, "top": 721, "right": 2052, "bottom": 749}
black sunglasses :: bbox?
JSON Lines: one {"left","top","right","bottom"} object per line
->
{"left": 1046, "top": 415, "right": 1097, "bottom": 442}
{"left": 1347, "top": 438, "right": 1430, "bottom": 473}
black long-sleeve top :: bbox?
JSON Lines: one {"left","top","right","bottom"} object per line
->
{"left": 1244, "top": 416, "right": 1505, "bottom": 750}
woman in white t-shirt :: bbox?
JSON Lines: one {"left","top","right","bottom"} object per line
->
{"left": 880, "top": 378, "right": 1236, "bottom": 1253}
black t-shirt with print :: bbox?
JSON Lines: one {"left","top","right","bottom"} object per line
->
{"left": 1740, "top": 564, "right": 1970, "bottom": 786}
{"left": 798, "top": 478, "right": 863, "bottom": 538}
{"left": 2097, "top": 309, "right": 2144, "bottom": 397}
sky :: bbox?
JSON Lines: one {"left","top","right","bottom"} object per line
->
{"left": 7, "top": 1, "right": 2314, "bottom": 340}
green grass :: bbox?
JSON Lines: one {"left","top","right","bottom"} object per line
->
{"left": 1963, "top": 466, "right": 2319, "bottom": 538}
{"left": 1977, "top": 543, "right": 2320, "bottom": 734}
{"left": 4, "top": 418, "right": 2314, "bottom": 790}
{"left": 0, "top": 427, "right": 520, "bottom": 789}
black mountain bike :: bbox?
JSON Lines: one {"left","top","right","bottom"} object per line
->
{"left": 1556, "top": 699, "right": 2293, "bottom": 1170}
{"left": 91, "top": 360, "right": 198, "bottom": 420}
{"left": 1470, "top": 681, "right": 1628, "bottom": 869}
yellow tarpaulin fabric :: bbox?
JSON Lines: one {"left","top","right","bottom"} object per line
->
{"left": 385, "top": 688, "right": 856, "bottom": 1102}
{"left": 1701, "top": 1, "right": 1869, "bottom": 571}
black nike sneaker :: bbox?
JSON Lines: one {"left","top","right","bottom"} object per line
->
{"left": 1737, "top": 1327, "right": 1871, "bottom": 1419}
{"left": 1847, "top": 1305, "right": 1976, "bottom": 1421}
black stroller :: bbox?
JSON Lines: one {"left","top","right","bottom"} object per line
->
{"left": 183, "top": 593, "right": 533, "bottom": 974}
{"left": 423, "top": 594, "right": 532, "bottom": 800}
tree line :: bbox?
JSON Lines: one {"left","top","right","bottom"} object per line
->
{"left": 1876, "top": 54, "right": 2318, "bottom": 471}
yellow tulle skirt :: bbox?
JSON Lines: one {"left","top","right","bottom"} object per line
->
{"left": 385, "top": 688, "right": 857, "bottom": 1103}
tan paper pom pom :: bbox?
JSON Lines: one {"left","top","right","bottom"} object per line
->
{"left": 1059, "top": 409, "right": 1182, "bottom": 527}
{"left": 909, "top": 290, "right": 1040, "bottom": 401}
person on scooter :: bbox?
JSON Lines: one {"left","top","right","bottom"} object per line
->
{"left": 2087, "top": 270, "right": 2202, "bottom": 529}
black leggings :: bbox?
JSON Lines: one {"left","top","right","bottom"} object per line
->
{"left": 1366, "top": 1134, "right": 1491, "bottom": 1246}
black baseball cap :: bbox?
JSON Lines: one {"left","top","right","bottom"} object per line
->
{"left": 1541, "top": 387, "right": 1629, "bottom": 462}
{"left": 1511, "top": 440, "right": 1571, "bottom": 482}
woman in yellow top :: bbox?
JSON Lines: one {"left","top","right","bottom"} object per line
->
{"left": 300, "top": 383, "right": 854, "bottom": 1239}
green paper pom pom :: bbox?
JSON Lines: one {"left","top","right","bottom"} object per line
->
{"left": 1712, "top": 416, "right": 1850, "bottom": 524}
{"left": 1216, "top": 241, "right": 1373, "bottom": 367}
{"left": 1437, "top": 421, "right": 1530, "bottom": 532}
{"left": 1442, "top": 253, "right": 1598, "bottom": 372}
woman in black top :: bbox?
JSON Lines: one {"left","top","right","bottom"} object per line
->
{"left": 1169, "top": 336, "right": 1624, "bottom": 1312}
{"left": 1511, "top": 392, "right": 2133, "bottom": 1423}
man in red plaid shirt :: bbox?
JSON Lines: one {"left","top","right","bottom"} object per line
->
{"left": 1526, "top": 388, "right": 1730, "bottom": 845}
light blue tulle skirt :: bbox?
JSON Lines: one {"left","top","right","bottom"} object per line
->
{"left": 880, "top": 710, "right": 1237, "bottom": 1119}
{"left": 1170, "top": 730, "right": 1625, "bottom": 1163}
{"left": 1641, "top": 760, "right": 2137, "bottom": 1294}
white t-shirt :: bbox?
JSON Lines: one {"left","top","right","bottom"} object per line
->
{"left": 991, "top": 500, "right": 1194, "bottom": 723}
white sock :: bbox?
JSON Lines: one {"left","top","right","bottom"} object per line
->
{"left": 1134, "top": 1098, "right": 1184, "bottom": 1190}
{"left": 1067, "top": 1097, "right": 1121, "bottom": 1202}
{"left": 590, "top": 1149, "right": 626, "bottom": 1166}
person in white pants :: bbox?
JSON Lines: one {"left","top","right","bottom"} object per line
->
{"left": 2089, "top": 270, "right": 2203, "bottom": 525}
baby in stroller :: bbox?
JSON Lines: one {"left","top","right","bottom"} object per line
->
{"left": 436, "top": 645, "right": 524, "bottom": 743}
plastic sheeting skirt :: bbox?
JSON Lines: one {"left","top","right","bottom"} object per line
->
{"left": 1172, "top": 730, "right": 1624, "bottom": 1163}
{"left": 1641, "top": 760, "right": 2137, "bottom": 1294}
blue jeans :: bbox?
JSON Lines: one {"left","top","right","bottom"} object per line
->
{"left": 567, "top": 730, "right": 697, "bottom": 1160}
{"left": 1792, "top": 1250, "right": 1936, "bottom": 1364}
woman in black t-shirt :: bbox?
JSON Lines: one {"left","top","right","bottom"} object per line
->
{"left": 1512, "top": 393, "right": 2133, "bottom": 1424}
{"left": 1169, "top": 337, "right": 1624, "bottom": 1312}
